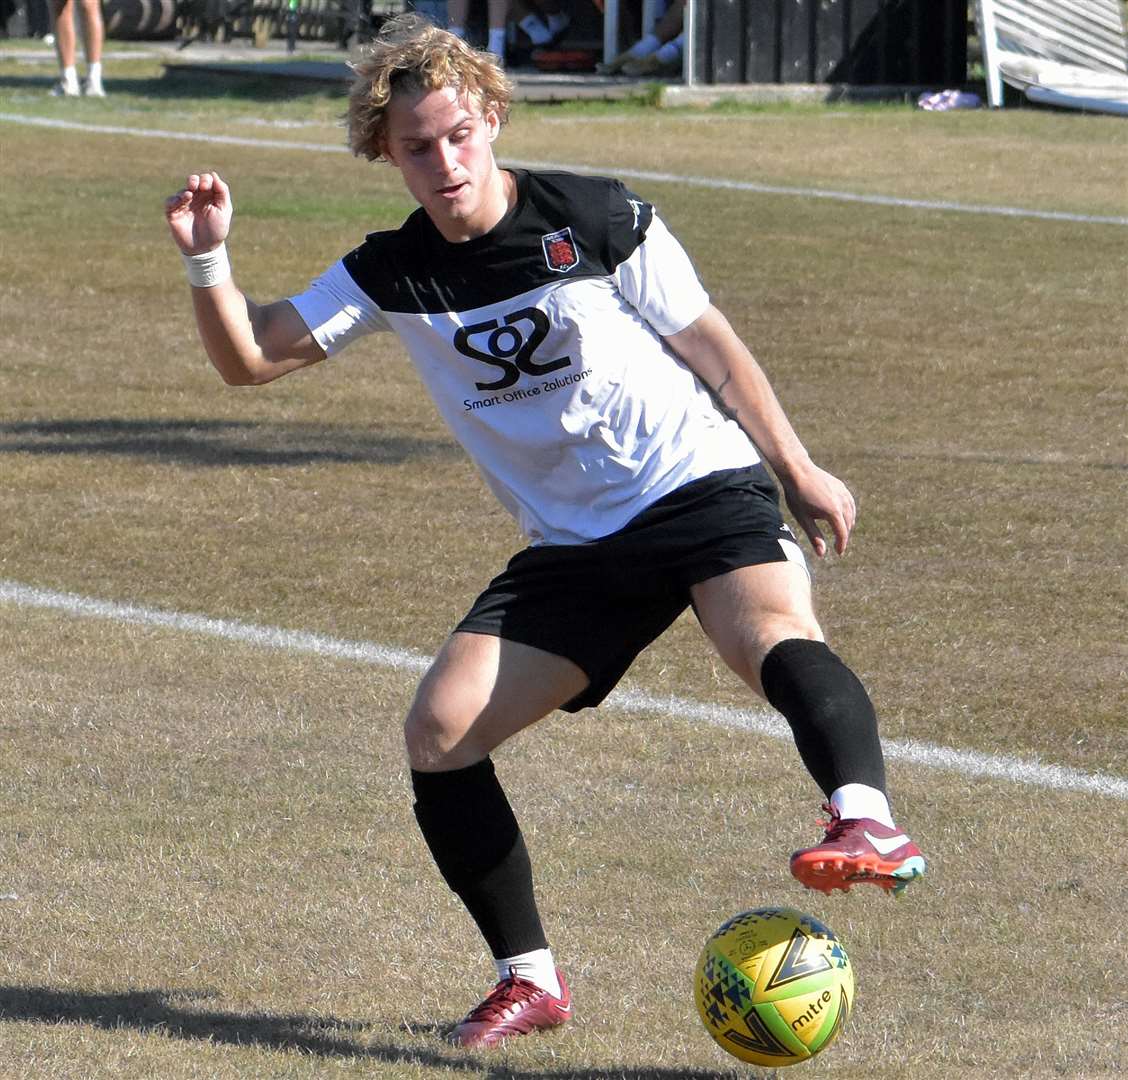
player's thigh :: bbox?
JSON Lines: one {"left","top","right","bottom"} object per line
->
{"left": 405, "top": 630, "right": 589, "bottom": 771}
{"left": 690, "top": 561, "right": 822, "bottom": 695}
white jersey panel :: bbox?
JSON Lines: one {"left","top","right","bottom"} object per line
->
{"left": 384, "top": 275, "right": 757, "bottom": 544}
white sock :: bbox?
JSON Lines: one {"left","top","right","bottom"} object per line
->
{"left": 62, "top": 65, "right": 79, "bottom": 87}
{"left": 830, "top": 784, "right": 895, "bottom": 828}
{"left": 627, "top": 33, "right": 661, "bottom": 59}
{"left": 448, "top": 24, "right": 466, "bottom": 39}
{"left": 496, "top": 948, "right": 560, "bottom": 997}
{"left": 487, "top": 26, "right": 507, "bottom": 58}
{"left": 88, "top": 61, "right": 103, "bottom": 83}
{"left": 519, "top": 14, "right": 552, "bottom": 45}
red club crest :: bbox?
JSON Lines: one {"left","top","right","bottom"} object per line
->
{"left": 541, "top": 227, "right": 579, "bottom": 273}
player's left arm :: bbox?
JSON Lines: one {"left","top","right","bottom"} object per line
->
{"left": 664, "top": 305, "right": 856, "bottom": 557}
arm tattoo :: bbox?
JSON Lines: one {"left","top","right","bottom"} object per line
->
{"left": 713, "top": 371, "right": 740, "bottom": 422}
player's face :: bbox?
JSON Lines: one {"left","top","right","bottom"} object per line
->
{"left": 384, "top": 85, "right": 509, "bottom": 243}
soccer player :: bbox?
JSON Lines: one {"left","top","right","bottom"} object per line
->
{"left": 165, "top": 13, "right": 925, "bottom": 1049}
{"left": 49, "top": 0, "right": 106, "bottom": 97}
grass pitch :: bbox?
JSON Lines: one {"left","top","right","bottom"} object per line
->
{"left": 1, "top": 54, "right": 1126, "bottom": 1079}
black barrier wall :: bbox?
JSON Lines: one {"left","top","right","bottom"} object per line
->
{"left": 694, "top": 0, "right": 968, "bottom": 86}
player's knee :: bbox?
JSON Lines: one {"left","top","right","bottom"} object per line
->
{"left": 758, "top": 617, "right": 822, "bottom": 656}
{"left": 404, "top": 701, "right": 448, "bottom": 770}
{"left": 734, "top": 617, "right": 823, "bottom": 691}
{"left": 403, "top": 697, "right": 479, "bottom": 771}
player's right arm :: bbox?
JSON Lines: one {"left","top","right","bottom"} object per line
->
{"left": 165, "top": 172, "right": 325, "bottom": 385}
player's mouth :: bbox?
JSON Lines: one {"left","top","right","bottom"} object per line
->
{"left": 437, "top": 181, "right": 468, "bottom": 199}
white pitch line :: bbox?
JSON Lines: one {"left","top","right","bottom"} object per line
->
{"left": 0, "top": 112, "right": 349, "bottom": 154}
{"left": 3, "top": 578, "right": 1126, "bottom": 801}
{"left": 505, "top": 157, "right": 1128, "bottom": 228}
{"left": 0, "top": 579, "right": 429, "bottom": 673}
{"left": 2, "top": 112, "right": 1126, "bottom": 228}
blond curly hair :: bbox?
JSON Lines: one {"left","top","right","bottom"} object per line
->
{"left": 347, "top": 14, "right": 514, "bottom": 163}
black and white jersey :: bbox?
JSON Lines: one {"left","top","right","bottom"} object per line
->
{"left": 289, "top": 169, "right": 758, "bottom": 544}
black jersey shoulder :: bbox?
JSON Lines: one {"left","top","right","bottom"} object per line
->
{"left": 339, "top": 212, "right": 446, "bottom": 316}
{"left": 340, "top": 170, "right": 655, "bottom": 316}
{"left": 520, "top": 170, "right": 654, "bottom": 270}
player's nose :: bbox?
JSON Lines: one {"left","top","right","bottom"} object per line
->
{"left": 433, "top": 139, "right": 459, "bottom": 176}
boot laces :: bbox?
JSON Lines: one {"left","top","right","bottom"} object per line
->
{"left": 817, "top": 802, "right": 852, "bottom": 841}
{"left": 465, "top": 970, "right": 541, "bottom": 1022}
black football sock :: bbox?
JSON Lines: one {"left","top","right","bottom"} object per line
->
{"left": 759, "top": 638, "right": 887, "bottom": 798}
{"left": 412, "top": 758, "right": 548, "bottom": 960}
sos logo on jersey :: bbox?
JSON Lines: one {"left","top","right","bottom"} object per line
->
{"left": 454, "top": 306, "right": 572, "bottom": 392}
{"left": 541, "top": 228, "right": 579, "bottom": 273}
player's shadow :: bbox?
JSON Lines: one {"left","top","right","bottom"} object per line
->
{"left": 0, "top": 417, "right": 460, "bottom": 468}
{"left": 0, "top": 986, "right": 741, "bottom": 1078}
{"left": 0, "top": 985, "right": 457, "bottom": 1068}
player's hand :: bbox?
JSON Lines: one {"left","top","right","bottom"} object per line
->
{"left": 165, "top": 172, "right": 233, "bottom": 255}
{"left": 780, "top": 463, "right": 856, "bottom": 558}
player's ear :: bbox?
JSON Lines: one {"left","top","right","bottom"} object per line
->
{"left": 484, "top": 108, "right": 501, "bottom": 143}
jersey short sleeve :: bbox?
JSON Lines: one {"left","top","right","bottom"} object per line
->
{"left": 612, "top": 209, "right": 710, "bottom": 337}
{"left": 288, "top": 259, "right": 391, "bottom": 356}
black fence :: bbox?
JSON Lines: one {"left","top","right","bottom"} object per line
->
{"left": 693, "top": 0, "right": 968, "bottom": 86}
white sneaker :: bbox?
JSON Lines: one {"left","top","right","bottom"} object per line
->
{"left": 49, "top": 79, "right": 80, "bottom": 98}
{"left": 83, "top": 78, "right": 106, "bottom": 98}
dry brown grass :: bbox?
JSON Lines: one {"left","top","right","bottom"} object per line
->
{"left": 0, "top": 63, "right": 1126, "bottom": 1078}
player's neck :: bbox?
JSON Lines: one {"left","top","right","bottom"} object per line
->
{"left": 432, "top": 167, "right": 517, "bottom": 244}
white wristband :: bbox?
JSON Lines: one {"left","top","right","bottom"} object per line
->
{"left": 181, "top": 243, "right": 231, "bottom": 288}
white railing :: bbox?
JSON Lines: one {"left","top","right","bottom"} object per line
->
{"left": 976, "top": 0, "right": 1128, "bottom": 106}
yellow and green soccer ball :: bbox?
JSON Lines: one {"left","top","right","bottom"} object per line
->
{"left": 695, "top": 906, "right": 854, "bottom": 1067}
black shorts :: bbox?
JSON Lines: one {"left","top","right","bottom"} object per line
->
{"left": 456, "top": 464, "right": 806, "bottom": 711}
